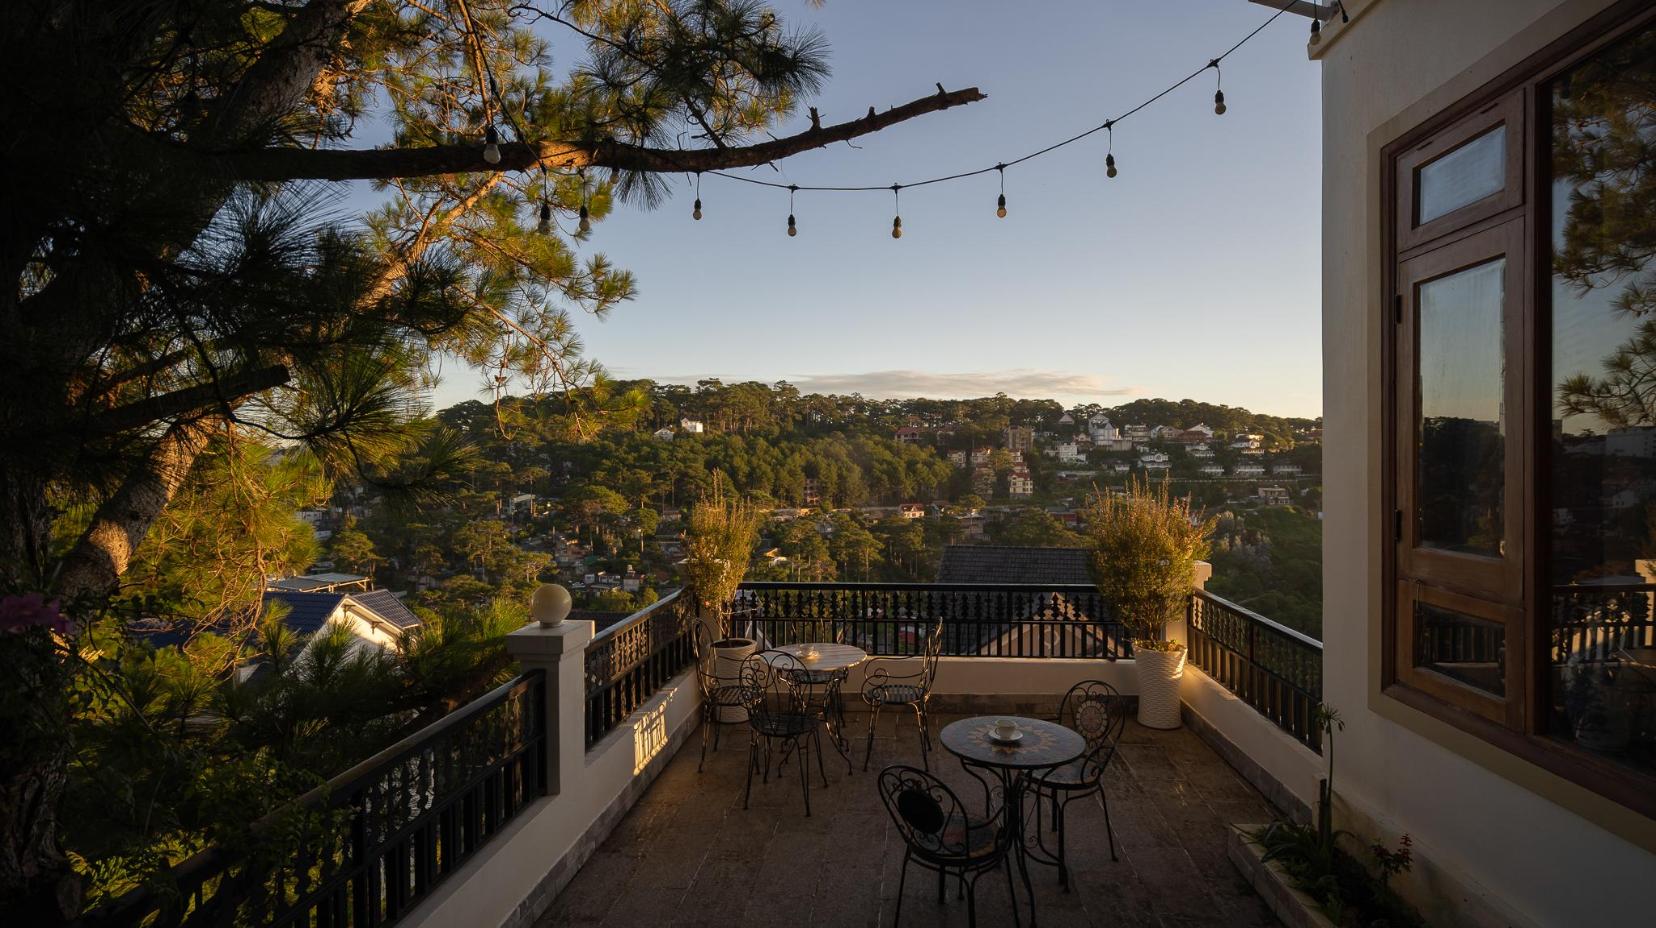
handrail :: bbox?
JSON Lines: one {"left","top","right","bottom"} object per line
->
{"left": 588, "top": 588, "right": 684, "bottom": 645}
{"left": 1191, "top": 588, "right": 1324, "bottom": 651}
{"left": 89, "top": 670, "right": 547, "bottom": 928}
{"left": 739, "top": 581, "right": 1106, "bottom": 592}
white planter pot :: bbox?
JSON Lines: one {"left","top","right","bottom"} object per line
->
{"left": 712, "top": 638, "right": 756, "bottom": 723}
{"left": 1135, "top": 645, "right": 1186, "bottom": 730}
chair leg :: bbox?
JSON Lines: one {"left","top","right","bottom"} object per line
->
{"left": 794, "top": 735, "right": 808, "bottom": 815}
{"left": 698, "top": 705, "right": 710, "bottom": 773}
{"left": 1056, "top": 795, "right": 1070, "bottom": 890}
{"left": 813, "top": 728, "right": 829, "bottom": 788}
{"left": 894, "top": 850, "right": 910, "bottom": 928}
{"left": 1099, "top": 788, "right": 1118, "bottom": 862}
{"left": 862, "top": 703, "right": 882, "bottom": 772}
{"left": 1004, "top": 855, "right": 1022, "bottom": 928}
{"left": 936, "top": 864, "right": 945, "bottom": 903}
{"left": 965, "top": 875, "right": 976, "bottom": 928}
{"left": 743, "top": 735, "right": 756, "bottom": 809}
{"left": 914, "top": 705, "right": 927, "bottom": 772}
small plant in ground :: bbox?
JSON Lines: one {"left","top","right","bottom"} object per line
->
{"left": 1249, "top": 704, "right": 1421, "bottom": 927}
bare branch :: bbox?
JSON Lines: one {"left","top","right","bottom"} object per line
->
{"left": 214, "top": 87, "right": 988, "bottom": 181}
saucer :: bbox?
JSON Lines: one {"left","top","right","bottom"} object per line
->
{"left": 989, "top": 729, "right": 1024, "bottom": 745}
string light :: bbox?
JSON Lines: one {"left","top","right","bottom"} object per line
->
{"left": 482, "top": 124, "right": 502, "bottom": 165}
{"left": 577, "top": 168, "right": 591, "bottom": 234}
{"left": 1309, "top": 16, "right": 1322, "bottom": 46}
{"left": 891, "top": 185, "right": 902, "bottom": 239}
{"left": 537, "top": 200, "right": 552, "bottom": 234}
{"left": 657, "top": 0, "right": 1298, "bottom": 229}
{"left": 1211, "top": 60, "right": 1227, "bottom": 115}
{"left": 693, "top": 172, "right": 703, "bottom": 220}
{"left": 787, "top": 185, "right": 798, "bottom": 237}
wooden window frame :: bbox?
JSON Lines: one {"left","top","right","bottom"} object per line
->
{"left": 1381, "top": 1, "right": 1656, "bottom": 820}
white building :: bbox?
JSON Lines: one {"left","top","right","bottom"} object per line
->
{"left": 1271, "top": 463, "right": 1303, "bottom": 476}
{"left": 678, "top": 418, "right": 704, "bottom": 434}
{"left": 1190, "top": 445, "right": 1215, "bottom": 459}
{"left": 1007, "top": 470, "right": 1034, "bottom": 498}
{"left": 652, "top": 427, "right": 675, "bottom": 441}
{"left": 1198, "top": 464, "right": 1225, "bottom": 477}
{"left": 1231, "top": 463, "right": 1265, "bottom": 478}
{"left": 1319, "top": 3, "right": 1654, "bottom": 923}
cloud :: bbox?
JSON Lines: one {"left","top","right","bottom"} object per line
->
{"left": 780, "top": 369, "right": 1136, "bottom": 402}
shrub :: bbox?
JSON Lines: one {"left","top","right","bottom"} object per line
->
{"left": 682, "top": 475, "right": 762, "bottom": 618}
{"left": 1082, "top": 477, "right": 1215, "bottom": 650}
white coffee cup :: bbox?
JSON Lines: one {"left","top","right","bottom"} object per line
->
{"left": 992, "top": 718, "right": 1019, "bottom": 739}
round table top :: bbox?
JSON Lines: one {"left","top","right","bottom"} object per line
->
{"left": 939, "top": 716, "right": 1086, "bottom": 770}
{"left": 769, "top": 642, "right": 869, "bottom": 673}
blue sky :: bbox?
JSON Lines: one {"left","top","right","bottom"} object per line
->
{"left": 416, "top": 1, "right": 1324, "bottom": 417}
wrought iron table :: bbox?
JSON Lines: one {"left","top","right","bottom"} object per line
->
{"left": 940, "top": 716, "right": 1085, "bottom": 927}
{"left": 767, "top": 643, "right": 868, "bottom": 767}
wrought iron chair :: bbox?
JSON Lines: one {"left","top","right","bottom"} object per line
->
{"left": 692, "top": 622, "right": 750, "bottom": 772}
{"left": 877, "top": 765, "right": 1018, "bottom": 928}
{"left": 740, "top": 650, "right": 831, "bottom": 815}
{"left": 861, "top": 619, "right": 945, "bottom": 770}
{"left": 1030, "top": 679, "right": 1129, "bottom": 885}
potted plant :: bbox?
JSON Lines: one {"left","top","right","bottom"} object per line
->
{"left": 683, "top": 476, "right": 763, "bottom": 721}
{"left": 1084, "top": 476, "right": 1215, "bottom": 729}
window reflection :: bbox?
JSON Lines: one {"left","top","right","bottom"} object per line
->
{"left": 1417, "top": 259, "right": 1506, "bottom": 556}
{"left": 1547, "top": 23, "right": 1656, "bottom": 774}
{"left": 1418, "top": 126, "right": 1506, "bottom": 224}
{"left": 1415, "top": 603, "right": 1506, "bottom": 696}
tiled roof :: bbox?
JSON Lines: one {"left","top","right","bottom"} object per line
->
{"left": 935, "top": 545, "right": 1093, "bottom": 585}
{"left": 350, "top": 589, "right": 422, "bottom": 629}
{"left": 262, "top": 591, "right": 347, "bottom": 634}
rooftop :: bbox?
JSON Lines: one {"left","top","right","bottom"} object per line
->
{"left": 936, "top": 545, "right": 1092, "bottom": 585}
{"left": 538, "top": 712, "right": 1279, "bottom": 928}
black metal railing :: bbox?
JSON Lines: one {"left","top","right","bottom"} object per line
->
{"left": 93, "top": 671, "right": 546, "bottom": 928}
{"left": 1552, "top": 582, "right": 1656, "bottom": 664}
{"left": 584, "top": 591, "right": 696, "bottom": 748}
{"left": 729, "top": 582, "right": 1131, "bottom": 659}
{"left": 1187, "top": 590, "right": 1324, "bottom": 752}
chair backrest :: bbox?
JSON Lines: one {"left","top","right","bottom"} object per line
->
{"left": 920, "top": 618, "right": 946, "bottom": 692}
{"left": 692, "top": 622, "right": 733, "bottom": 698}
{"left": 1056, "top": 679, "right": 1127, "bottom": 782}
{"left": 739, "top": 649, "right": 818, "bottom": 716}
{"left": 876, "top": 765, "right": 986, "bottom": 862}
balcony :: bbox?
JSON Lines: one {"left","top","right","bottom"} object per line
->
{"left": 98, "top": 577, "right": 1328, "bottom": 928}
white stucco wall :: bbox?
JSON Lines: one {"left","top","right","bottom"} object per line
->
{"left": 1319, "top": 2, "right": 1656, "bottom": 925}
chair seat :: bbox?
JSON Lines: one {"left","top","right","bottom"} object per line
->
{"left": 751, "top": 712, "right": 816, "bottom": 738}
{"left": 924, "top": 819, "right": 1001, "bottom": 863}
{"left": 707, "top": 684, "right": 747, "bottom": 707}
{"left": 1030, "top": 759, "right": 1099, "bottom": 790}
{"left": 867, "top": 683, "right": 925, "bottom": 705}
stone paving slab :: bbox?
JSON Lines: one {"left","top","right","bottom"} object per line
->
{"left": 537, "top": 711, "right": 1282, "bottom": 928}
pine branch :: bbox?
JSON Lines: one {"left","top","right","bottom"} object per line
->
{"left": 214, "top": 86, "right": 988, "bottom": 181}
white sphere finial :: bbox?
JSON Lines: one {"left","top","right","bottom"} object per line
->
{"left": 530, "top": 583, "right": 572, "bottom": 628}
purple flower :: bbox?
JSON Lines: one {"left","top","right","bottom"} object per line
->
{"left": 0, "top": 593, "right": 69, "bottom": 635}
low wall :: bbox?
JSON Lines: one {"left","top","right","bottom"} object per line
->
{"left": 400, "top": 624, "right": 702, "bottom": 928}
{"left": 1180, "top": 666, "right": 1322, "bottom": 823}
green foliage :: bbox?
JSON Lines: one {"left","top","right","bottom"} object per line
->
{"left": 988, "top": 508, "right": 1085, "bottom": 548}
{"left": 1083, "top": 478, "right": 1215, "bottom": 647}
{"left": 1208, "top": 506, "right": 1324, "bottom": 638}
{"left": 682, "top": 477, "right": 762, "bottom": 610}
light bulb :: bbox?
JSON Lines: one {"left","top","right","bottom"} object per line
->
{"left": 578, "top": 204, "right": 590, "bottom": 234}
{"left": 537, "top": 201, "right": 552, "bottom": 234}
{"left": 693, "top": 198, "right": 703, "bottom": 221}
{"left": 996, "top": 194, "right": 1007, "bottom": 219}
{"left": 483, "top": 125, "right": 501, "bottom": 165}
{"left": 1309, "top": 19, "right": 1322, "bottom": 46}
{"left": 891, "top": 216, "right": 902, "bottom": 239}
{"left": 787, "top": 214, "right": 797, "bottom": 237}
{"left": 1106, "top": 153, "right": 1118, "bottom": 178}
{"left": 1214, "top": 90, "right": 1227, "bottom": 115}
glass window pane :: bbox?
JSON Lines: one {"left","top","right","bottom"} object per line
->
{"left": 1414, "top": 602, "right": 1506, "bottom": 695}
{"left": 1417, "top": 259, "right": 1506, "bottom": 555}
{"left": 1418, "top": 126, "right": 1507, "bottom": 224}
{"left": 1546, "top": 23, "right": 1656, "bottom": 775}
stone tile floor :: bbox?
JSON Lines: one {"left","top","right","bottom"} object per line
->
{"left": 539, "top": 711, "right": 1281, "bottom": 928}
